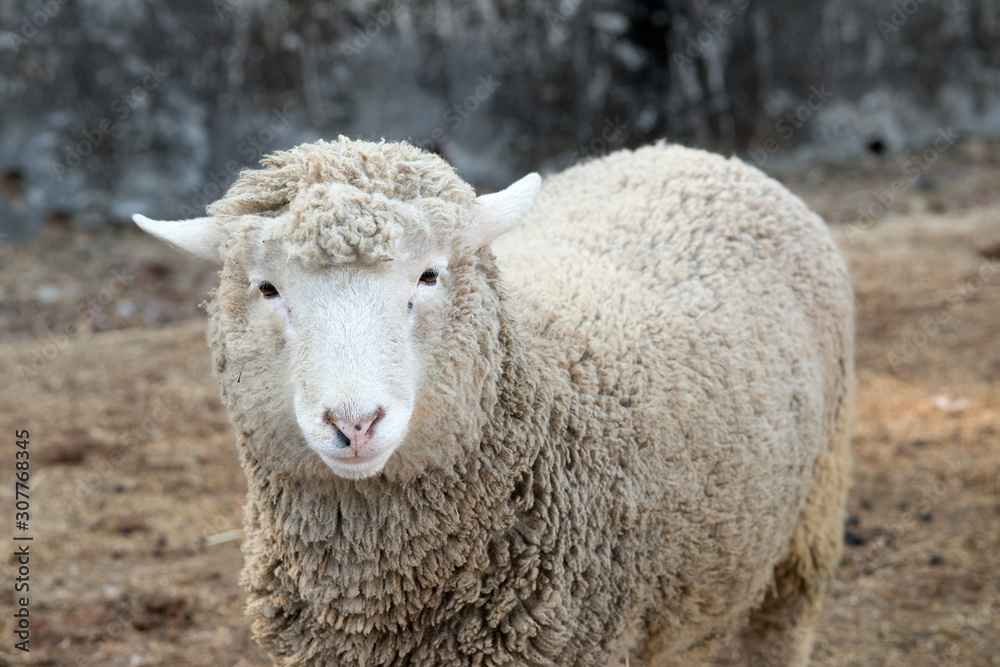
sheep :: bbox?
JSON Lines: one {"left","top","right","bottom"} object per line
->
{"left": 134, "top": 136, "right": 854, "bottom": 666}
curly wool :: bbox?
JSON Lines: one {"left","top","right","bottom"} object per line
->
{"left": 206, "top": 140, "right": 854, "bottom": 666}
{"left": 207, "top": 136, "right": 475, "bottom": 265}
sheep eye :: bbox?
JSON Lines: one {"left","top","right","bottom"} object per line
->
{"left": 419, "top": 269, "right": 439, "bottom": 286}
{"left": 259, "top": 281, "right": 279, "bottom": 299}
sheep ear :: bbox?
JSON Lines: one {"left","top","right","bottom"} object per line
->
{"left": 132, "top": 214, "right": 225, "bottom": 263}
{"left": 467, "top": 173, "right": 542, "bottom": 249}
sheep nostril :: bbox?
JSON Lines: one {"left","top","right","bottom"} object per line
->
{"left": 334, "top": 430, "right": 351, "bottom": 449}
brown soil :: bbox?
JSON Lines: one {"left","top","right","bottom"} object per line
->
{"left": 1, "top": 142, "right": 998, "bottom": 666}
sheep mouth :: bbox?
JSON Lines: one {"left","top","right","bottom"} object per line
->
{"left": 317, "top": 449, "right": 392, "bottom": 479}
{"left": 327, "top": 449, "right": 381, "bottom": 463}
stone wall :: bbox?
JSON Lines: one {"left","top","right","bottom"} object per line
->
{"left": 1, "top": 0, "right": 998, "bottom": 239}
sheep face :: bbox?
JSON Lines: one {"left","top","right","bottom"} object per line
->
{"left": 133, "top": 170, "right": 541, "bottom": 480}
{"left": 245, "top": 244, "right": 448, "bottom": 480}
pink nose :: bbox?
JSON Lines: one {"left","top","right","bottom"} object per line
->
{"left": 323, "top": 409, "right": 383, "bottom": 452}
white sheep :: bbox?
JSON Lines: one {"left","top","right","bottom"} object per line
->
{"left": 135, "top": 137, "right": 854, "bottom": 666}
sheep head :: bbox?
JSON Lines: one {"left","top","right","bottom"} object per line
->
{"left": 134, "top": 139, "right": 540, "bottom": 480}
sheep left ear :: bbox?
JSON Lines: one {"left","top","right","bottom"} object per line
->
{"left": 466, "top": 173, "right": 542, "bottom": 249}
{"left": 132, "top": 214, "right": 225, "bottom": 263}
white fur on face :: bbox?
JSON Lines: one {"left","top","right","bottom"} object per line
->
{"left": 250, "top": 257, "right": 448, "bottom": 480}
{"left": 133, "top": 171, "right": 540, "bottom": 479}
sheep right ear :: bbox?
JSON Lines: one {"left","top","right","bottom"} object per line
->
{"left": 132, "top": 214, "right": 225, "bottom": 263}
{"left": 467, "top": 173, "right": 542, "bottom": 249}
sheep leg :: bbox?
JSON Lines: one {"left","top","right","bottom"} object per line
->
{"left": 741, "top": 419, "right": 851, "bottom": 667}
{"left": 739, "top": 559, "right": 823, "bottom": 667}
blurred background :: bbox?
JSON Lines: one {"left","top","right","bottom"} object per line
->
{"left": 1, "top": 1, "right": 999, "bottom": 665}
{"left": 2, "top": 0, "right": 1000, "bottom": 238}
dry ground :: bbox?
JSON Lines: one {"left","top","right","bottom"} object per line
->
{"left": 0, "top": 142, "right": 998, "bottom": 665}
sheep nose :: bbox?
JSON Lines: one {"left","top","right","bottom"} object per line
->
{"left": 323, "top": 409, "right": 383, "bottom": 451}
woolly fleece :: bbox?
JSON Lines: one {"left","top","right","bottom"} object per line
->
{"left": 204, "top": 137, "right": 854, "bottom": 666}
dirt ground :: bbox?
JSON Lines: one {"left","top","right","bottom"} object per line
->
{"left": 1, "top": 141, "right": 998, "bottom": 666}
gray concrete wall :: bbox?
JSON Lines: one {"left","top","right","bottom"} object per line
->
{"left": 2, "top": 0, "right": 998, "bottom": 239}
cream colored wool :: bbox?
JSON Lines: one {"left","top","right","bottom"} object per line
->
{"left": 195, "top": 137, "right": 853, "bottom": 665}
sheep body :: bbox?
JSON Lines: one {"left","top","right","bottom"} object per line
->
{"left": 148, "top": 138, "right": 854, "bottom": 666}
